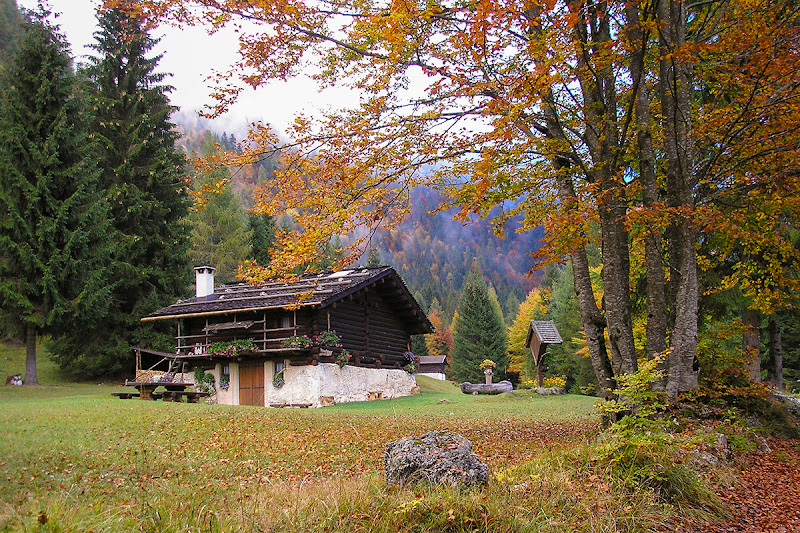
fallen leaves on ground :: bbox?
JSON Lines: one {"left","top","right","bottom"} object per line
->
{"left": 680, "top": 438, "right": 800, "bottom": 533}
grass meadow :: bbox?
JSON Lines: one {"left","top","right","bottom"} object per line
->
{"left": 1, "top": 343, "right": 697, "bottom": 532}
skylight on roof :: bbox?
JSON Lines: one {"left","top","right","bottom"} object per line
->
{"left": 328, "top": 270, "right": 353, "bottom": 278}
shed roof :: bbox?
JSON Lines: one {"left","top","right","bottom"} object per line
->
{"left": 524, "top": 320, "right": 563, "bottom": 348}
{"left": 143, "top": 266, "right": 432, "bottom": 334}
{"left": 418, "top": 355, "right": 446, "bottom": 365}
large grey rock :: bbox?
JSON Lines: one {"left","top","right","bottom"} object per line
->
{"left": 384, "top": 431, "right": 489, "bottom": 489}
{"left": 771, "top": 389, "right": 800, "bottom": 416}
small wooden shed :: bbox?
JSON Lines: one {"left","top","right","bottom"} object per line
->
{"left": 524, "top": 320, "right": 563, "bottom": 387}
{"left": 417, "top": 355, "right": 446, "bottom": 380}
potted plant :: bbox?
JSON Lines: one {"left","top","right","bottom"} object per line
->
{"left": 335, "top": 349, "right": 351, "bottom": 368}
{"left": 281, "top": 335, "right": 313, "bottom": 349}
{"left": 403, "top": 351, "right": 418, "bottom": 374}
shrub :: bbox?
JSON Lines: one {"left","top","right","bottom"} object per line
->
{"left": 543, "top": 375, "right": 567, "bottom": 389}
{"left": 193, "top": 368, "right": 215, "bottom": 394}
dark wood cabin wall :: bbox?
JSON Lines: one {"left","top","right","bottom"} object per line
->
{"left": 367, "top": 290, "right": 411, "bottom": 366}
{"left": 316, "top": 287, "right": 410, "bottom": 368}
{"left": 418, "top": 363, "right": 444, "bottom": 374}
{"left": 320, "top": 298, "right": 367, "bottom": 354}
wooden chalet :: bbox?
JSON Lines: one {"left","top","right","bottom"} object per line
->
{"left": 141, "top": 266, "right": 432, "bottom": 407}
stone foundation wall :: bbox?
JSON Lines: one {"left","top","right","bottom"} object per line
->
{"left": 268, "top": 363, "right": 417, "bottom": 407}
{"left": 210, "top": 362, "right": 417, "bottom": 407}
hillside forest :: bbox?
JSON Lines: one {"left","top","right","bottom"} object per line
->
{"left": 0, "top": 0, "right": 799, "bottom": 400}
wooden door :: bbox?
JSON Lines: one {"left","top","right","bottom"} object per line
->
{"left": 239, "top": 362, "right": 265, "bottom": 406}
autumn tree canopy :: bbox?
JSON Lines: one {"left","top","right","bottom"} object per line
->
{"left": 121, "top": 0, "right": 800, "bottom": 396}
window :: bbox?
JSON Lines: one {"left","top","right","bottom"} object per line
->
{"left": 273, "top": 360, "right": 286, "bottom": 388}
{"left": 280, "top": 315, "right": 292, "bottom": 329}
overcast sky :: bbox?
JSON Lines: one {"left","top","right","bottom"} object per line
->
{"left": 19, "top": 0, "right": 355, "bottom": 135}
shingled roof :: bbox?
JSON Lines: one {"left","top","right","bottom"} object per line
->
{"left": 143, "top": 266, "right": 432, "bottom": 334}
{"left": 524, "top": 320, "right": 563, "bottom": 348}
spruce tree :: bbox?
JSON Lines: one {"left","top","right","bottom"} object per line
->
{"left": 0, "top": 7, "right": 111, "bottom": 384}
{"left": 249, "top": 212, "right": 275, "bottom": 266}
{"left": 188, "top": 132, "right": 253, "bottom": 283}
{"left": 450, "top": 265, "right": 508, "bottom": 383}
{"left": 0, "top": 0, "right": 21, "bottom": 67}
{"left": 48, "top": 7, "right": 190, "bottom": 377}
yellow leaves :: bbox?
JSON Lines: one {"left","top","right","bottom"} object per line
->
{"left": 394, "top": 497, "right": 424, "bottom": 515}
{"left": 507, "top": 287, "right": 549, "bottom": 380}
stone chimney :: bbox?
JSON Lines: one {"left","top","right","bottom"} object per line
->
{"left": 195, "top": 266, "right": 215, "bottom": 298}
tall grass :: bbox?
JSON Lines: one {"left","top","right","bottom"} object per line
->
{"left": 0, "top": 345, "right": 722, "bottom": 532}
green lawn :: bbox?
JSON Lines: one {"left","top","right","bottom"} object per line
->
{"left": 0, "top": 339, "right": 71, "bottom": 386}
{"left": 2, "top": 344, "right": 683, "bottom": 532}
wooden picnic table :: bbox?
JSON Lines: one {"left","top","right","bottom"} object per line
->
{"left": 123, "top": 381, "right": 194, "bottom": 401}
{"left": 161, "top": 390, "right": 211, "bottom": 403}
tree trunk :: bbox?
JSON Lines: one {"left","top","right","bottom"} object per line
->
{"left": 571, "top": 0, "right": 637, "bottom": 379}
{"left": 665, "top": 226, "right": 699, "bottom": 397}
{"left": 25, "top": 323, "right": 39, "bottom": 386}
{"left": 595, "top": 167, "right": 636, "bottom": 378}
{"left": 524, "top": 3, "right": 616, "bottom": 400}
{"left": 766, "top": 316, "right": 784, "bottom": 389}
{"left": 536, "top": 360, "right": 543, "bottom": 389}
{"left": 742, "top": 308, "right": 761, "bottom": 383}
{"left": 659, "top": 0, "right": 699, "bottom": 397}
{"left": 571, "top": 250, "right": 616, "bottom": 399}
{"left": 625, "top": 1, "right": 667, "bottom": 374}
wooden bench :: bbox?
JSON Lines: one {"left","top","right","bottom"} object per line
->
{"left": 161, "top": 390, "right": 210, "bottom": 403}
{"left": 111, "top": 392, "right": 140, "bottom": 399}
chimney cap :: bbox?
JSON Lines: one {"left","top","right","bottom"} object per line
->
{"left": 194, "top": 265, "right": 216, "bottom": 273}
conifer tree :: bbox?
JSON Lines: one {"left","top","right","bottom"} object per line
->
{"left": 0, "top": 7, "right": 111, "bottom": 384}
{"left": 450, "top": 266, "right": 508, "bottom": 383}
{"left": 0, "top": 0, "right": 21, "bottom": 67}
{"left": 48, "top": 6, "right": 190, "bottom": 377}
{"left": 249, "top": 212, "right": 275, "bottom": 266}
{"left": 188, "top": 133, "right": 252, "bottom": 283}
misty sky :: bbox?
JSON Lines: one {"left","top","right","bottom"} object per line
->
{"left": 19, "top": 0, "right": 356, "bottom": 134}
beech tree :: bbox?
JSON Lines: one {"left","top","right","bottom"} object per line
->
{"left": 507, "top": 287, "right": 548, "bottom": 384}
{"left": 125, "top": 0, "right": 800, "bottom": 396}
{"left": 0, "top": 8, "right": 111, "bottom": 384}
{"left": 424, "top": 308, "right": 453, "bottom": 363}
